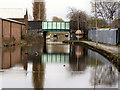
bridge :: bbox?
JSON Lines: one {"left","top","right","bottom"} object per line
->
{"left": 42, "top": 21, "right": 70, "bottom": 41}
{"left": 42, "top": 21, "right": 70, "bottom": 31}
{"left": 28, "top": 21, "right": 70, "bottom": 41}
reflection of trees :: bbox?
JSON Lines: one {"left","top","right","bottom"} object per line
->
{"left": 32, "top": 52, "right": 45, "bottom": 89}
{"left": 26, "top": 43, "right": 45, "bottom": 89}
{"left": 90, "top": 65, "right": 118, "bottom": 87}
{"left": 21, "top": 46, "right": 28, "bottom": 71}
{"left": 69, "top": 45, "right": 88, "bottom": 72}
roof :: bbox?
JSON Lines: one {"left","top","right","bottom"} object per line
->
{"left": 0, "top": 8, "right": 26, "bottom": 19}
{"left": 0, "top": 18, "right": 25, "bottom": 25}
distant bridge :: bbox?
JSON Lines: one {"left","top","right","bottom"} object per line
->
{"left": 42, "top": 21, "right": 70, "bottom": 41}
{"left": 42, "top": 21, "right": 70, "bottom": 32}
{"left": 28, "top": 21, "right": 71, "bottom": 41}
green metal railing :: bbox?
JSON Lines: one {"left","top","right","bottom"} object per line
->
{"left": 42, "top": 21, "right": 70, "bottom": 31}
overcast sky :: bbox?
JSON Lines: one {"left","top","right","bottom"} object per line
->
{"left": 0, "top": 0, "right": 91, "bottom": 21}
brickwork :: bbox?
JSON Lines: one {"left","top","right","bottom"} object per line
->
{"left": 11, "top": 23, "right": 21, "bottom": 43}
{"left": 22, "top": 25, "right": 26, "bottom": 36}
{"left": 0, "top": 19, "right": 2, "bottom": 47}
{"left": 0, "top": 18, "right": 26, "bottom": 46}
{"left": 3, "top": 20, "right": 10, "bottom": 40}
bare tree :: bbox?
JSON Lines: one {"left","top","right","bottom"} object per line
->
{"left": 67, "top": 8, "right": 88, "bottom": 32}
{"left": 91, "top": 0, "right": 119, "bottom": 28}
{"left": 33, "top": 0, "right": 46, "bottom": 20}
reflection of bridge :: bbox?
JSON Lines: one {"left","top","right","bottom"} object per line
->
{"left": 42, "top": 53, "right": 69, "bottom": 63}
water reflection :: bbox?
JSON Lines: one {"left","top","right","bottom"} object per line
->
{"left": 32, "top": 60, "right": 45, "bottom": 88}
{"left": 0, "top": 43, "right": 119, "bottom": 88}
{"left": 69, "top": 45, "right": 88, "bottom": 71}
{"left": 90, "top": 65, "right": 118, "bottom": 87}
{"left": 0, "top": 46, "right": 28, "bottom": 70}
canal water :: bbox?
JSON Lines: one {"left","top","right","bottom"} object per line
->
{"left": 0, "top": 41, "right": 119, "bottom": 89}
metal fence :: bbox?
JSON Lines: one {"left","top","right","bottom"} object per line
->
{"left": 88, "top": 30, "right": 120, "bottom": 45}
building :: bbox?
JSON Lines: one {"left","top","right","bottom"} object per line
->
{"left": 0, "top": 8, "right": 28, "bottom": 47}
{"left": 0, "top": 8, "right": 28, "bottom": 35}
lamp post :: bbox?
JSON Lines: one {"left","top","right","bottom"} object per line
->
{"left": 95, "top": 0, "right": 98, "bottom": 46}
{"left": 77, "top": 15, "right": 80, "bottom": 41}
{"left": 39, "top": 3, "right": 40, "bottom": 20}
{"left": 117, "top": 1, "right": 120, "bottom": 64}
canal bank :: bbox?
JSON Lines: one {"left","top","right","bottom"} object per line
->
{"left": 63, "top": 40, "right": 120, "bottom": 71}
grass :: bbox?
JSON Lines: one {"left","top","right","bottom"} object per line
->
{"left": 23, "top": 35, "right": 44, "bottom": 44}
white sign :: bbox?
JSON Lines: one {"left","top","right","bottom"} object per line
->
{"left": 34, "top": 0, "right": 44, "bottom": 2}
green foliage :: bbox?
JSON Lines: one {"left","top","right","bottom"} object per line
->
{"left": 88, "top": 17, "right": 108, "bottom": 28}
{"left": 112, "top": 18, "right": 119, "bottom": 28}
{"left": 23, "top": 35, "right": 43, "bottom": 44}
{"left": 52, "top": 16, "right": 64, "bottom": 22}
{"left": 21, "top": 35, "right": 25, "bottom": 40}
{"left": 12, "top": 36, "right": 16, "bottom": 41}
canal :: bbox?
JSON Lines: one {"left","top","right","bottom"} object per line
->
{"left": 0, "top": 41, "right": 119, "bottom": 89}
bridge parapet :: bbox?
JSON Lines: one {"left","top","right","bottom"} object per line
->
{"left": 42, "top": 21, "right": 70, "bottom": 32}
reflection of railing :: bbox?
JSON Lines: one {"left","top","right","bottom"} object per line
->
{"left": 42, "top": 53, "right": 69, "bottom": 63}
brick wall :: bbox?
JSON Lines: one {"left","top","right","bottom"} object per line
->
{"left": 22, "top": 25, "right": 26, "bottom": 36}
{"left": 3, "top": 20, "right": 10, "bottom": 40}
{"left": 0, "top": 18, "right": 26, "bottom": 46}
{"left": 0, "top": 19, "right": 2, "bottom": 47}
{"left": 11, "top": 23, "right": 21, "bottom": 43}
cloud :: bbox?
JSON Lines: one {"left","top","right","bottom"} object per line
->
{"left": 0, "top": 0, "right": 91, "bottom": 20}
